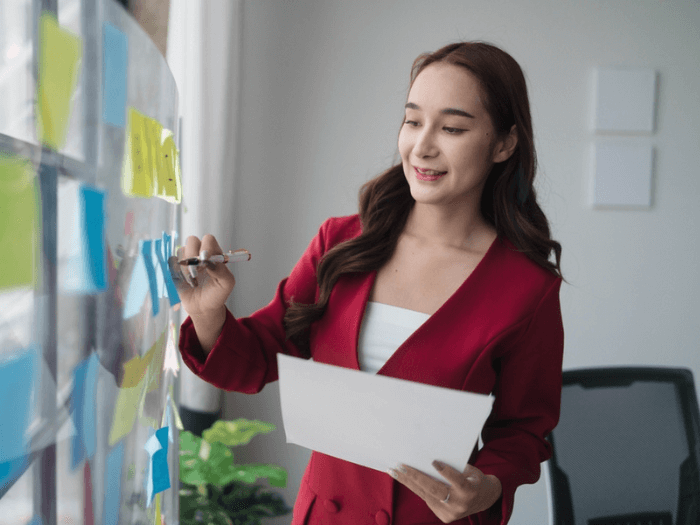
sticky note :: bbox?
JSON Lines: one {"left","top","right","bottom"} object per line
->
{"left": 154, "top": 493, "right": 161, "bottom": 525}
{"left": 144, "top": 329, "right": 167, "bottom": 394}
{"left": 154, "top": 238, "right": 180, "bottom": 307}
{"left": 0, "top": 348, "right": 38, "bottom": 462}
{"left": 141, "top": 240, "right": 160, "bottom": 316}
{"left": 154, "top": 130, "right": 182, "bottom": 204}
{"left": 60, "top": 182, "right": 108, "bottom": 294}
{"left": 36, "top": 12, "right": 83, "bottom": 150}
{"left": 71, "top": 353, "right": 100, "bottom": 469}
{"left": 145, "top": 117, "right": 164, "bottom": 186}
{"left": 108, "top": 354, "right": 152, "bottom": 446}
{"left": 104, "top": 442, "right": 124, "bottom": 525}
{"left": 163, "top": 322, "right": 180, "bottom": 377}
{"left": 0, "top": 456, "right": 28, "bottom": 494}
{"left": 145, "top": 427, "right": 170, "bottom": 504}
{"left": 82, "top": 186, "right": 108, "bottom": 290}
{"left": 123, "top": 243, "right": 149, "bottom": 319}
{"left": 122, "top": 107, "right": 152, "bottom": 198}
{"left": 102, "top": 23, "right": 128, "bottom": 128}
{"left": 0, "top": 153, "right": 39, "bottom": 291}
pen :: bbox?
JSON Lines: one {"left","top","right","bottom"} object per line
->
{"left": 178, "top": 249, "right": 251, "bottom": 266}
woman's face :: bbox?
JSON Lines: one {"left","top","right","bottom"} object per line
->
{"left": 398, "top": 62, "right": 514, "bottom": 211}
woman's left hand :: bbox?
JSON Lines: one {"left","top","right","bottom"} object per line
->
{"left": 388, "top": 461, "right": 502, "bottom": 523}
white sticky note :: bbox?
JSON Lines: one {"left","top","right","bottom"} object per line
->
{"left": 277, "top": 354, "right": 493, "bottom": 478}
{"left": 594, "top": 67, "right": 657, "bottom": 133}
{"left": 592, "top": 141, "right": 654, "bottom": 207}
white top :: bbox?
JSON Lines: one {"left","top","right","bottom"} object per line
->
{"left": 357, "top": 301, "right": 431, "bottom": 374}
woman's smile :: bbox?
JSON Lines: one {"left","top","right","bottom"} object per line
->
{"left": 414, "top": 166, "right": 447, "bottom": 181}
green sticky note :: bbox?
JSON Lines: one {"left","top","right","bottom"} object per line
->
{"left": 36, "top": 12, "right": 83, "bottom": 151}
{"left": 122, "top": 107, "right": 153, "bottom": 198}
{"left": 0, "top": 153, "right": 40, "bottom": 290}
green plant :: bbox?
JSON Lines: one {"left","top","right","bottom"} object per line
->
{"left": 179, "top": 419, "right": 292, "bottom": 525}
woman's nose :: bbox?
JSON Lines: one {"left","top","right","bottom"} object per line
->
{"left": 412, "top": 128, "right": 439, "bottom": 158}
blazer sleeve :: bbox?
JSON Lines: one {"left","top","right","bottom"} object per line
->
{"left": 178, "top": 217, "right": 339, "bottom": 394}
{"left": 473, "top": 277, "right": 564, "bottom": 525}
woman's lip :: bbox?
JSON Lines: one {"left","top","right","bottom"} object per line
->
{"left": 414, "top": 166, "right": 447, "bottom": 181}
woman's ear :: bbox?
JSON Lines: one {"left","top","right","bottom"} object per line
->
{"left": 493, "top": 125, "right": 518, "bottom": 163}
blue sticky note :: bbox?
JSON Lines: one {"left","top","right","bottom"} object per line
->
{"left": 26, "top": 516, "right": 45, "bottom": 525}
{"left": 71, "top": 352, "right": 100, "bottom": 469}
{"left": 1, "top": 455, "right": 28, "bottom": 494}
{"left": 0, "top": 348, "right": 37, "bottom": 463}
{"left": 122, "top": 246, "right": 149, "bottom": 319}
{"left": 82, "top": 186, "right": 107, "bottom": 291}
{"left": 61, "top": 183, "right": 107, "bottom": 294}
{"left": 102, "top": 23, "right": 128, "bottom": 128}
{"left": 103, "top": 442, "right": 124, "bottom": 525}
{"left": 144, "top": 427, "right": 170, "bottom": 505}
{"left": 141, "top": 240, "right": 159, "bottom": 316}
{"left": 71, "top": 357, "right": 88, "bottom": 469}
{"left": 155, "top": 237, "right": 180, "bottom": 307}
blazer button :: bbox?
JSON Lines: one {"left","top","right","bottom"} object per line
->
{"left": 323, "top": 499, "right": 340, "bottom": 513}
{"left": 374, "top": 509, "right": 390, "bottom": 525}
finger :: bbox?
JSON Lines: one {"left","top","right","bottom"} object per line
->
{"left": 168, "top": 255, "right": 186, "bottom": 288}
{"left": 200, "top": 234, "right": 224, "bottom": 262}
{"left": 184, "top": 235, "right": 202, "bottom": 259}
{"left": 390, "top": 464, "right": 449, "bottom": 504}
{"left": 434, "top": 460, "right": 474, "bottom": 489}
{"left": 461, "top": 464, "right": 482, "bottom": 485}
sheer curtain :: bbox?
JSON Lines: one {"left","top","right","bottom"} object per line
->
{"left": 167, "top": 0, "right": 243, "bottom": 417}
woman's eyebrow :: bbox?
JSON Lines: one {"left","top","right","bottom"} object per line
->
{"left": 404, "top": 102, "right": 475, "bottom": 119}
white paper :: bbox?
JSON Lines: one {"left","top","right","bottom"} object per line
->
{"left": 277, "top": 354, "right": 494, "bottom": 478}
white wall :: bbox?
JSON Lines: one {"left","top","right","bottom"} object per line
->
{"left": 221, "top": 1, "right": 700, "bottom": 523}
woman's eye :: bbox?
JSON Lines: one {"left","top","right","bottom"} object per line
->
{"left": 403, "top": 120, "right": 419, "bottom": 127}
{"left": 444, "top": 127, "right": 465, "bottom": 135}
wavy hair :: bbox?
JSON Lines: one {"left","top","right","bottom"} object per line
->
{"left": 284, "top": 42, "right": 563, "bottom": 357}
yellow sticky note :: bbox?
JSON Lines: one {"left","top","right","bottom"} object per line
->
{"left": 0, "top": 153, "right": 40, "bottom": 290}
{"left": 145, "top": 116, "right": 163, "bottom": 186}
{"left": 168, "top": 384, "right": 184, "bottom": 431}
{"left": 122, "top": 107, "right": 153, "bottom": 198}
{"left": 145, "top": 329, "right": 167, "bottom": 394}
{"left": 154, "top": 493, "right": 161, "bottom": 525}
{"left": 36, "top": 12, "right": 83, "bottom": 150}
{"left": 108, "top": 372, "right": 146, "bottom": 446}
{"left": 155, "top": 130, "right": 182, "bottom": 204}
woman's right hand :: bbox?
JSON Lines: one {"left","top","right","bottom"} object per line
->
{"left": 169, "top": 234, "right": 236, "bottom": 351}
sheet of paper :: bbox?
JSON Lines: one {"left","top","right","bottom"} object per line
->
{"left": 102, "top": 22, "right": 128, "bottom": 128}
{"left": 37, "top": 12, "right": 82, "bottom": 150}
{"left": 0, "top": 153, "right": 39, "bottom": 291}
{"left": 277, "top": 354, "right": 494, "bottom": 477}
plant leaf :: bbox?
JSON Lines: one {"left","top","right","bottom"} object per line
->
{"left": 220, "top": 464, "right": 287, "bottom": 488}
{"left": 203, "top": 419, "right": 275, "bottom": 447}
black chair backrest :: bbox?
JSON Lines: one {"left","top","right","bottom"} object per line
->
{"left": 546, "top": 367, "right": 700, "bottom": 525}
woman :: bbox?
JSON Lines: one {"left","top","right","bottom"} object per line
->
{"left": 174, "top": 41, "right": 564, "bottom": 524}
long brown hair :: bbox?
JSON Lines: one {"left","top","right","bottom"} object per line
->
{"left": 284, "top": 41, "right": 563, "bottom": 357}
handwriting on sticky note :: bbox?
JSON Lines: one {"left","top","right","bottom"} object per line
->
{"left": 122, "top": 107, "right": 181, "bottom": 203}
{"left": 36, "top": 12, "right": 82, "bottom": 150}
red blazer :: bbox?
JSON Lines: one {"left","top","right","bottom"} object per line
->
{"left": 179, "top": 214, "right": 564, "bottom": 525}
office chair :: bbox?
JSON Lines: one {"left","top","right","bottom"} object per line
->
{"left": 545, "top": 367, "right": 700, "bottom": 525}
